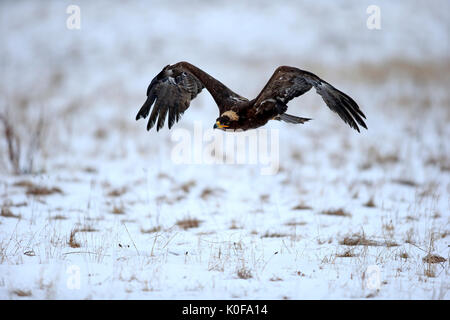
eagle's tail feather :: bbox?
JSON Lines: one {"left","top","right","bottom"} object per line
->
{"left": 276, "top": 113, "right": 311, "bottom": 124}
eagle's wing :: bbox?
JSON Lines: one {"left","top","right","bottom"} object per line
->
{"left": 136, "top": 65, "right": 204, "bottom": 131}
{"left": 137, "top": 62, "right": 248, "bottom": 131}
{"left": 254, "top": 66, "right": 367, "bottom": 132}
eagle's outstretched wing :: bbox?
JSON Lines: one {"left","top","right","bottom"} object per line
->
{"left": 136, "top": 65, "right": 204, "bottom": 131}
{"left": 254, "top": 66, "right": 367, "bottom": 132}
{"left": 136, "top": 62, "right": 248, "bottom": 131}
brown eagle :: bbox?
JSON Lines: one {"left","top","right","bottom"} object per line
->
{"left": 136, "top": 61, "right": 367, "bottom": 132}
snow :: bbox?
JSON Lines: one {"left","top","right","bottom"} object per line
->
{"left": 0, "top": 0, "right": 449, "bottom": 299}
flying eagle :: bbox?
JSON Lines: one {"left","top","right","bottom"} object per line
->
{"left": 136, "top": 61, "right": 367, "bottom": 132}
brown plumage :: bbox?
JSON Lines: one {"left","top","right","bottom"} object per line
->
{"left": 136, "top": 61, "right": 367, "bottom": 132}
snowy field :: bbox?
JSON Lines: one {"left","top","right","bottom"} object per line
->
{"left": 0, "top": 0, "right": 449, "bottom": 299}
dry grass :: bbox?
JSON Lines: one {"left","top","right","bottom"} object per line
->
{"left": 424, "top": 269, "right": 436, "bottom": 278}
{"left": 111, "top": 204, "right": 125, "bottom": 215}
{"left": 157, "top": 172, "right": 174, "bottom": 182}
{"left": 155, "top": 195, "right": 169, "bottom": 204}
{"left": 68, "top": 229, "right": 81, "bottom": 248}
{"left": 140, "top": 226, "right": 162, "bottom": 234}
{"left": 422, "top": 254, "right": 446, "bottom": 264}
{"left": 0, "top": 113, "right": 21, "bottom": 174}
{"left": 26, "top": 186, "right": 63, "bottom": 196}
{"left": 437, "top": 231, "right": 449, "bottom": 239}
{"left": 340, "top": 234, "right": 398, "bottom": 247}
{"left": 432, "top": 212, "right": 441, "bottom": 219}
{"left": 321, "top": 209, "right": 351, "bottom": 217}
{"left": 360, "top": 147, "right": 400, "bottom": 170}
{"left": 341, "top": 58, "right": 450, "bottom": 85}
{"left": 14, "top": 180, "right": 63, "bottom": 196}
{"left": 49, "top": 214, "right": 67, "bottom": 220}
{"left": 418, "top": 182, "right": 440, "bottom": 199}
{"left": 176, "top": 217, "right": 202, "bottom": 230}
{"left": 364, "top": 198, "right": 376, "bottom": 208}
{"left": 290, "top": 150, "right": 304, "bottom": 162}
{"left": 269, "top": 276, "right": 283, "bottom": 282}
{"left": 1, "top": 205, "right": 21, "bottom": 218}
{"left": 261, "top": 232, "right": 288, "bottom": 238}
{"left": 200, "top": 188, "right": 215, "bottom": 200}
{"left": 12, "top": 289, "right": 32, "bottom": 297}
{"left": 64, "top": 223, "right": 98, "bottom": 250}
{"left": 13, "top": 180, "right": 36, "bottom": 188}
{"left": 426, "top": 155, "right": 450, "bottom": 172}
{"left": 155, "top": 194, "right": 186, "bottom": 205}
{"left": 94, "top": 128, "right": 108, "bottom": 140}
{"left": 336, "top": 250, "right": 358, "bottom": 258}
{"left": 200, "top": 187, "right": 223, "bottom": 200}
{"left": 285, "top": 220, "right": 307, "bottom": 227}
{"left": 391, "top": 179, "right": 418, "bottom": 187}
{"left": 174, "top": 180, "right": 196, "bottom": 193}
{"left": 0, "top": 110, "right": 46, "bottom": 175}
{"left": 77, "top": 227, "right": 98, "bottom": 233}
{"left": 229, "top": 220, "right": 241, "bottom": 230}
{"left": 382, "top": 220, "right": 395, "bottom": 234}
{"left": 404, "top": 228, "right": 416, "bottom": 245}
{"left": 291, "top": 203, "right": 312, "bottom": 211}
{"left": 107, "top": 187, "right": 127, "bottom": 197}
{"left": 83, "top": 166, "right": 98, "bottom": 173}
{"left": 8, "top": 201, "right": 27, "bottom": 207}
{"left": 236, "top": 266, "right": 252, "bottom": 280}
{"left": 399, "top": 252, "right": 409, "bottom": 259}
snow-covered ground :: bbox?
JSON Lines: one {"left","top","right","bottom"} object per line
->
{"left": 0, "top": 0, "right": 449, "bottom": 299}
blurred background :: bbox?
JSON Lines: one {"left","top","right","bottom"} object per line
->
{"left": 0, "top": 0, "right": 448, "bottom": 177}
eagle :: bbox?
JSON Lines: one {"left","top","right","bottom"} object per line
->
{"left": 136, "top": 61, "right": 367, "bottom": 132}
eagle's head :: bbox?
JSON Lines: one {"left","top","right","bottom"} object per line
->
{"left": 214, "top": 111, "right": 239, "bottom": 130}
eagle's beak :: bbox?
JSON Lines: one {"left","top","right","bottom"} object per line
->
{"left": 214, "top": 121, "right": 228, "bottom": 129}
